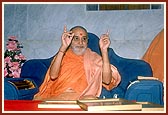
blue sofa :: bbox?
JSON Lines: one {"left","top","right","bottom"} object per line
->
{"left": 4, "top": 32, "right": 164, "bottom": 105}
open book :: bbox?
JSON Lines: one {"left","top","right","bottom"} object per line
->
{"left": 77, "top": 98, "right": 142, "bottom": 111}
{"left": 38, "top": 100, "right": 81, "bottom": 110}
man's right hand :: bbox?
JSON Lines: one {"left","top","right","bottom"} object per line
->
{"left": 60, "top": 25, "right": 74, "bottom": 52}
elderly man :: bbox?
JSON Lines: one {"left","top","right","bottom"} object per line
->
{"left": 34, "top": 25, "right": 121, "bottom": 100}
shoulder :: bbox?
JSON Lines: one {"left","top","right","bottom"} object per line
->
{"left": 86, "top": 48, "right": 101, "bottom": 59}
{"left": 85, "top": 48, "right": 102, "bottom": 65}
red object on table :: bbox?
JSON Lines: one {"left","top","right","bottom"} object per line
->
{"left": 4, "top": 100, "right": 83, "bottom": 111}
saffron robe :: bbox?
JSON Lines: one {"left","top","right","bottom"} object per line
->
{"left": 142, "top": 29, "right": 164, "bottom": 82}
{"left": 34, "top": 48, "right": 121, "bottom": 100}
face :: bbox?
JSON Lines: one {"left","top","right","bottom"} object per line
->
{"left": 70, "top": 27, "right": 88, "bottom": 55}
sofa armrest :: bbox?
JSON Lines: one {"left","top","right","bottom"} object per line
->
{"left": 4, "top": 78, "right": 38, "bottom": 100}
{"left": 118, "top": 60, "right": 153, "bottom": 90}
{"left": 20, "top": 57, "right": 53, "bottom": 87}
{"left": 124, "top": 80, "right": 164, "bottom": 105}
{"left": 108, "top": 48, "right": 153, "bottom": 90}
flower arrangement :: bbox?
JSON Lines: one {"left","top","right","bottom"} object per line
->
{"left": 4, "top": 36, "right": 26, "bottom": 78}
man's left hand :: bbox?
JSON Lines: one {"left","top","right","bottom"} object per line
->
{"left": 99, "top": 31, "right": 111, "bottom": 51}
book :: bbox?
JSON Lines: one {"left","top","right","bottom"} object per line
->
{"left": 77, "top": 98, "right": 142, "bottom": 111}
{"left": 8, "top": 79, "right": 35, "bottom": 90}
{"left": 137, "top": 76, "right": 159, "bottom": 80}
{"left": 38, "top": 100, "right": 81, "bottom": 110}
{"left": 136, "top": 102, "right": 164, "bottom": 111}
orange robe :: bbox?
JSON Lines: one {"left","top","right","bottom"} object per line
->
{"left": 34, "top": 48, "right": 121, "bottom": 100}
{"left": 142, "top": 29, "right": 164, "bottom": 82}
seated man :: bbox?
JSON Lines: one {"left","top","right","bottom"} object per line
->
{"left": 34, "top": 25, "right": 121, "bottom": 100}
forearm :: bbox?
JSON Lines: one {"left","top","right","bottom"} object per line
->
{"left": 49, "top": 47, "right": 66, "bottom": 80}
{"left": 101, "top": 49, "right": 112, "bottom": 84}
{"left": 49, "top": 26, "right": 73, "bottom": 80}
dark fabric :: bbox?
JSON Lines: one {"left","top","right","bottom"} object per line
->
{"left": 4, "top": 78, "right": 38, "bottom": 100}
{"left": 5, "top": 32, "right": 154, "bottom": 101}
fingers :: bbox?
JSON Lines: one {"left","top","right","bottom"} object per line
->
{"left": 68, "top": 32, "right": 74, "bottom": 40}
{"left": 63, "top": 32, "right": 74, "bottom": 41}
{"left": 63, "top": 25, "right": 74, "bottom": 39}
{"left": 64, "top": 25, "right": 67, "bottom": 33}
{"left": 100, "top": 30, "right": 110, "bottom": 39}
{"left": 100, "top": 30, "right": 110, "bottom": 45}
{"left": 106, "top": 30, "right": 109, "bottom": 36}
{"left": 100, "top": 34, "right": 109, "bottom": 41}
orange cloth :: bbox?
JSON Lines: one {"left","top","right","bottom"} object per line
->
{"left": 142, "top": 29, "right": 164, "bottom": 82}
{"left": 34, "top": 48, "right": 121, "bottom": 100}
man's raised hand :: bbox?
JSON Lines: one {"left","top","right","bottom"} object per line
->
{"left": 99, "top": 30, "right": 111, "bottom": 51}
{"left": 60, "top": 25, "right": 74, "bottom": 51}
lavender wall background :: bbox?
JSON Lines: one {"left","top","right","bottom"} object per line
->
{"left": 3, "top": 3, "right": 165, "bottom": 60}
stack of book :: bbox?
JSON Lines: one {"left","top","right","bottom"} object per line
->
{"left": 38, "top": 100, "right": 81, "bottom": 109}
{"left": 38, "top": 98, "right": 143, "bottom": 111}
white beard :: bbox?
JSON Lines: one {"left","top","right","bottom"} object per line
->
{"left": 71, "top": 45, "right": 87, "bottom": 55}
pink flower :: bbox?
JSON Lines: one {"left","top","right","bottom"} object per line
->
{"left": 12, "top": 70, "right": 21, "bottom": 78}
{"left": 19, "top": 54, "right": 26, "bottom": 60}
{"left": 4, "top": 63, "right": 7, "bottom": 68}
{"left": 6, "top": 41, "right": 17, "bottom": 51}
{"left": 8, "top": 73, "right": 13, "bottom": 77}
{"left": 10, "top": 62, "right": 20, "bottom": 70}
{"left": 8, "top": 36, "right": 17, "bottom": 40}
{"left": 4, "top": 57, "right": 11, "bottom": 63}
{"left": 14, "top": 55, "right": 20, "bottom": 60}
{"left": 4, "top": 35, "right": 26, "bottom": 78}
{"left": 4, "top": 68, "right": 8, "bottom": 77}
{"left": 7, "top": 61, "right": 13, "bottom": 67}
